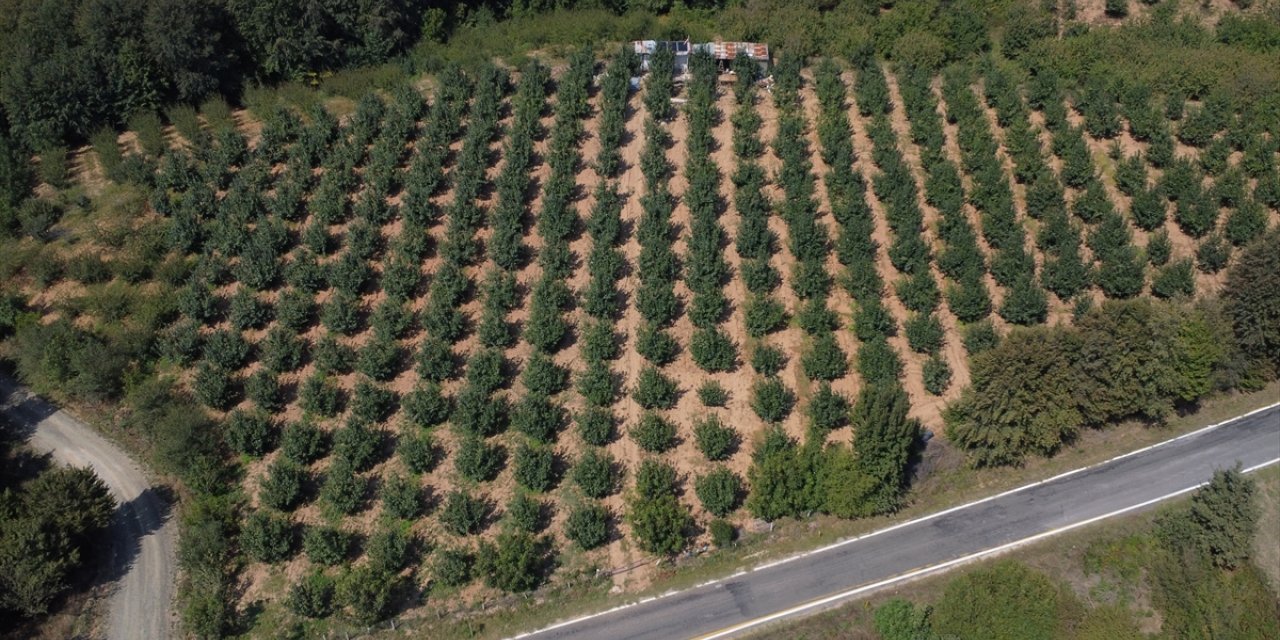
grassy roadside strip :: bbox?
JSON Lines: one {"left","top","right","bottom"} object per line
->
{"left": 260, "top": 381, "right": 1279, "bottom": 639}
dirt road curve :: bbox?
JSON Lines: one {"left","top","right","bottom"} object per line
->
{"left": 1, "top": 376, "right": 175, "bottom": 640}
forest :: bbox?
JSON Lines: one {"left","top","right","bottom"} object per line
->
{"left": 0, "top": 0, "right": 1276, "bottom": 637}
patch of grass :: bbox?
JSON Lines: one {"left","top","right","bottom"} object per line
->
{"left": 1250, "top": 465, "right": 1280, "bottom": 593}
{"left": 200, "top": 96, "right": 235, "bottom": 133}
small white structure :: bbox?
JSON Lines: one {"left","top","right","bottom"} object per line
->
{"left": 632, "top": 40, "right": 771, "bottom": 75}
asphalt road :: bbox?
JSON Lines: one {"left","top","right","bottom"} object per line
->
{"left": 1, "top": 376, "right": 175, "bottom": 640}
{"left": 515, "top": 403, "right": 1280, "bottom": 640}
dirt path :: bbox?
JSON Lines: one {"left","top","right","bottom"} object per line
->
{"left": 1, "top": 376, "right": 176, "bottom": 640}
{"left": 931, "top": 79, "right": 1012, "bottom": 330}
{"left": 882, "top": 69, "right": 968, "bottom": 420}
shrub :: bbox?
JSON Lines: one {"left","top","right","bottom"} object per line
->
{"left": 1131, "top": 187, "right": 1166, "bottom": 231}
{"left": 632, "top": 366, "right": 678, "bottom": 409}
{"left": 695, "top": 466, "right": 743, "bottom": 517}
{"left": 636, "top": 324, "right": 679, "bottom": 365}
{"left": 630, "top": 412, "right": 678, "bottom": 453}
{"left": 751, "top": 344, "right": 786, "bottom": 376}
{"left": 320, "top": 458, "right": 366, "bottom": 515}
{"left": 37, "top": 145, "right": 69, "bottom": 189}
{"left": 226, "top": 410, "right": 274, "bottom": 457}
{"left": 923, "top": 356, "right": 953, "bottom": 395}
{"left": 281, "top": 420, "right": 327, "bottom": 465}
{"left": 904, "top": 313, "right": 945, "bottom": 355}
{"left": 946, "top": 278, "right": 992, "bottom": 323}
{"left": 565, "top": 503, "right": 610, "bottom": 550}
{"left": 465, "top": 348, "right": 507, "bottom": 393}
{"left": 304, "top": 526, "right": 351, "bottom": 566}
{"left": 523, "top": 351, "right": 570, "bottom": 396}
{"left": 259, "top": 459, "right": 307, "bottom": 511}
{"left": 476, "top": 531, "right": 549, "bottom": 593}
{"left": 397, "top": 432, "right": 439, "bottom": 474}
{"left": 512, "top": 394, "right": 566, "bottom": 443}
{"left": 963, "top": 320, "right": 1001, "bottom": 354}
{"left": 999, "top": 277, "right": 1049, "bottom": 326}
{"left": 931, "top": 561, "right": 1063, "bottom": 640}
{"left": 336, "top": 565, "right": 398, "bottom": 625}
{"left": 801, "top": 332, "right": 848, "bottom": 381}
{"left": 1151, "top": 258, "right": 1195, "bottom": 299}
{"left": 159, "top": 319, "right": 203, "bottom": 365}
{"left": 874, "top": 598, "right": 933, "bottom": 640}
{"left": 627, "top": 495, "right": 692, "bottom": 555}
{"left": 334, "top": 418, "right": 383, "bottom": 471}
{"left": 854, "top": 298, "right": 897, "bottom": 340}
{"left": 697, "top": 380, "right": 728, "bottom": 407}
{"left": 796, "top": 298, "right": 840, "bottom": 335}
{"left": 440, "top": 490, "right": 491, "bottom": 536}
{"left": 1196, "top": 234, "right": 1231, "bottom": 273}
{"left": 380, "top": 473, "right": 423, "bottom": 520}
{"left": 576, "top": 360, "right": 619, "bottom": 407}
{"left": 895, "top": 271, "right": 940, "bottom": 314}
{"left": 287, "top": 572, "right": 335, "bottom": 619}
{"left": 300, "top": 373, "right": 342, "bottom": 417}
{"left": 365, "top": 527, "right": 413, "bottom": 574}
{"left": 312, "top": 335, "right": 355, "bottom": 374}
{"left": 229, "top": 289, "right": 272, "bottom": 330}
{"left": 690, "top": 327, "right": 738, "bottom": 372}
{"left": 403, "top": 382, "right": 451, "bottom": 428}
{"left": 572, "top": 449, "right": 621, "bottom": 499}
{"left": 750, "top": 377, "right": 795, "bottom": 423}
{"left": 634, "top": 458, "right": 679, "bottom": 500}
{"left": 350, "top": 379, "right": 398, "bottom": 423}
{"left": 693, "top": 415, "right": 738, "bottom": 461}
{"left": 513, "top": 442, "right": 557, "bottom": 492}
{"left": 744, "top": 296, "right": 788, "bottom": 337}
{"left": 580, "top": 320, "right": 621, "bottom": 361}
{"left": 1225, "top": 200, "right": 1267, "bottom": 247}
{"left": 576, "top": 407, "right": 616, "bottom": 446}
{"left": 1147, "top": 229, "right": 1172, "bottom": 266}
{"left": 807, "top": 382, "right": 850, "bottom": 432}
{"left": 241, "top": 510, "right": 295, "bottom": 563}
{"left": 204, "top": 329, "right": 250, "bottom": 370}
{"left": 506, "top": 493, "right": 545, "bottom": 534}
{"left": 415, "top": 337, "right": 456, "bottom": 382}
{"left": 321, "top": 291, "right": 363, "bottom": 335}
{"left": 433, "top": 547, "right": 474, "bottom": 588}
{"left": 455, "top": 436, "right": 504, "bottom": 483}
{"left": 709, "top": 519, "right": 736, "bottom": 547}
{"left": 245, "top": 369, "right": 282, "bottom": 413}
{"left": 858, "top": 336, "right": 904, "bottom": 384}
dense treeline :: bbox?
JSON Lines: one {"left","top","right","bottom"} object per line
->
{"left": 2, "top": 0, "right": 1270, "bottom": 154}
{"left": 946, "top": 227, "right": 1278, "bottom": 469}
{"left": 0, "top": 0, "right": 430, "bottom": 148}
{"left": 0, "top": 417, "right": 115, "bottom": 622}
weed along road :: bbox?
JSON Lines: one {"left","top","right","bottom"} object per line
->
{"left": 1, "top": 376, "right": 176, "bottom": 640}
{"left": 513, "top": 404, "right": 1280, "bottom": 640}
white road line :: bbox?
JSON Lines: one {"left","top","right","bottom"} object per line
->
{"left": 695, "top": 455, "right": 1280, "bottom": 640}
{"left": 505, "top": 402, "right": 1280, "bottom": 640}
